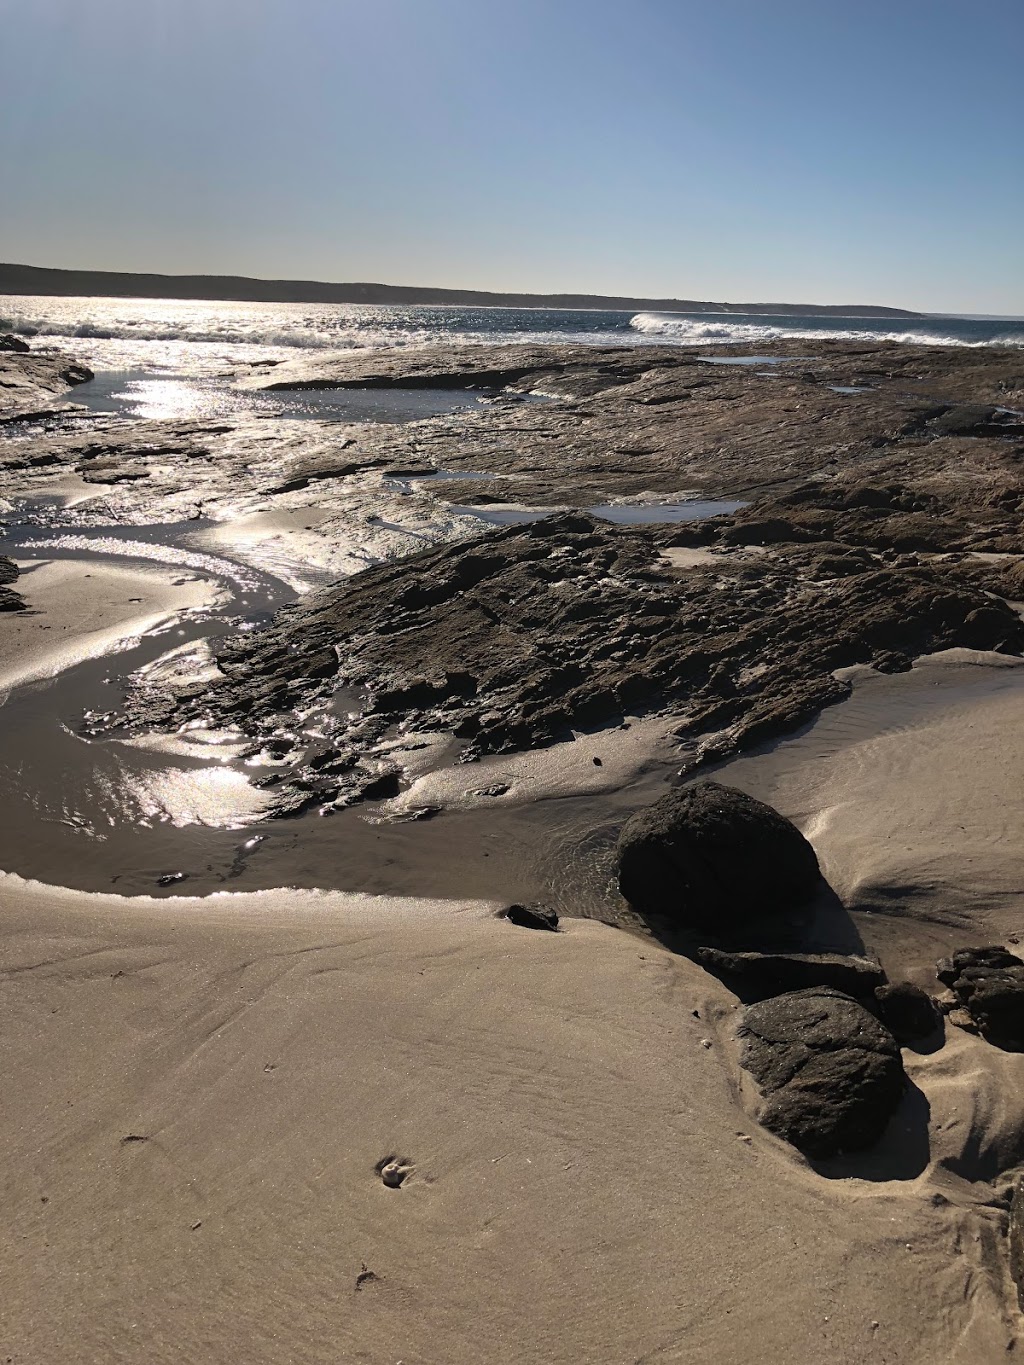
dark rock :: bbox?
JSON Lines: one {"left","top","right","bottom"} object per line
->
{"left": 697, "top": 946, "right": 885, "bottom": 1000}
{"left": 156, "top": 872, "right": 188, "bottom": 887}
{"left": 0, "top": 555, "right": 24, "bottom": 608}
{"left": 0, "top": 333, "right": 29, "bottom": 353}
{"left": 359, "top": 770, "right": 402, "bottom": 801}
{"left": 616, "top": 781, "right": 821, "bottom": 932}
{"left": 873, "top": 982, "right": 942, "bottom": 1043}
{"left": 125, "top": 507, "right": 1024, "bottom": 820}
{"left": 504, "top": 902, "right": 559, "bottom": 932}
{"left": 937, "top": 946, "right": 1024, "bottom": 1050}
{"left": 738, "top": 987, "right": 906, "bottom": 1158}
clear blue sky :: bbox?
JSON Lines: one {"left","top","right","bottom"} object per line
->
{"left": 2, "top": 0, "right": 1021, "bottom": 312}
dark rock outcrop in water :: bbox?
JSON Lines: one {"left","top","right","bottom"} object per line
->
{"left": 738, "top": 987, "right": 906, "bottom": 1157}
{"left": 937, "top": 947, "right": 1024, "bottom": 1050}
{"left": 122, "top": 509, "right": 1024, "bottom": 815}
{"left": 696, "top": 947, "right": 885, "bottom": 1001}
{"left": 615, "top": 781, "right": 821, "bottom": 933}
{"left": 0, "top": 333, "right": 30, "bottom": 353}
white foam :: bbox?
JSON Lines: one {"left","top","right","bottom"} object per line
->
{"left": 628, "top": 310, "right": 1019, "bottom": 348}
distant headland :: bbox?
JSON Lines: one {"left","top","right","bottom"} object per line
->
{"left": 0, "top": 262, "right": 921, "bottom": 318}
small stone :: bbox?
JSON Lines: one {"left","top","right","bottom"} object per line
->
{"left": 504, "top": 902, "right": 559, "bottom": 932}
{"left": 378, "top": 1157, "right": 413, "bottom": 1189}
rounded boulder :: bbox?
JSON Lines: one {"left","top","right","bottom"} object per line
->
{"left": 615, "top": 779, "right": 821, "bottom": 932}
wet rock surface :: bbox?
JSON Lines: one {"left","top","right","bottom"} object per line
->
{"left": 0, "top": 345, "right": 92, "bottom": 422}
{"left": 738, "top": 987, "right": 907, "bottom": 1158}
{"left": 615, "top": 781, "right": 821, "bottom": 935}
{"left": 938, "top": 947, "right": 1024, "bottom": 1050}
{"left": 112, "top": 510, "right": 1024, "bottom": 815}
{"left": 4, "top": 336, "right": 1024, "bottom": 850}
{"left": 696, "top": 946, "right": 885, "bottom": 1001}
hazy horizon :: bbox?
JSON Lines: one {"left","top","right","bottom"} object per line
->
{"left": 2, "top": 0, "right": 1022, "bottom": 314}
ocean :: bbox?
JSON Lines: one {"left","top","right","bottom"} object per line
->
{"left": 2, "top": 294, "right": 1022, "bottom": 380}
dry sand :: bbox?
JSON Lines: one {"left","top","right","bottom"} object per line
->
{"left": 710, "top": 649, "right": 1024, "bottom": 972}
{"left": 0, "top": 557, "right": 221, "bottom": 693}
{"left": 1, "top": 874, "right": 1017, "bottom": 1365}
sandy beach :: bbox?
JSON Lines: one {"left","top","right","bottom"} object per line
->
{"left": 1, "top": 871, "right": 1018, "bottom": 1365}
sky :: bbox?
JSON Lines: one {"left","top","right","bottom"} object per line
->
{"left": 1, "top": 0, "right": 1022, "bottom": 313}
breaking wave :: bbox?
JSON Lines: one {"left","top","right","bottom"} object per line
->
{"left": 629, "top": 311, "right": 1024, "bottom": 348}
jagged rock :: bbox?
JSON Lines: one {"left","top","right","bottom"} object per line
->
{"left": 738, "top": 988, "right": 906, "bottom": 1158}
{"left": 696, "top": 946, "right": 884, "bottom": 1000}
{"left": 937, "top": 946, "right": 1024, "bottom": 1050}
{"left": 0, "top": 556, "right": 23, "bottom": 611}
{"left": 503, "top": 903, "right": 559, "bottom": 932}
{"left": 0, "top": 333, "right": 29, "bottom": 353}
{"left": 121, "top": 505, "right": 1024, "bottom": 818}
{"left": 616, "top": 781, "right": 821, "bottom": 933}
{"left": 873, "top": 982, "right": 942, "bottom": 1043}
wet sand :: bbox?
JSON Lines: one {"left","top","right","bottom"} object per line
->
{"left": 0, "top": 556, "right": 222, "bottom": 692}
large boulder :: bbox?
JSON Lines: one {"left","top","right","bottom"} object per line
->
{"left": 615, "top": 780, "right": 821, "bottom": 933}
{"left": 738, "top": 987, "right": 906, "bottom": 1158}
{"left": 0, "top": 333, "right": 29, "bottom": 353}
{"left": 696, "top": 946, "right": 885, "bottom": 1001}
{"left": 937, "top": 946, "right": 1024, "bottom": 1050}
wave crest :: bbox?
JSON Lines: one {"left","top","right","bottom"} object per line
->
{"left": 629, "top": 311, "right": 1023, "bottom": 349}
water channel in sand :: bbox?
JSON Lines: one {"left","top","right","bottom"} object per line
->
{"left": 0, "top": 505, "right": 678, "bottom": 913}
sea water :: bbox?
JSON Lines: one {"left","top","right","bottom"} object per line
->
{"left": 2, "top": 295, "right": 1021, "bottom": 380}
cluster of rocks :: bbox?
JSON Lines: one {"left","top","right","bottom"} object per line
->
{"left": 938, "top": 946, "right": 1024, "bottom": 1051}
{"left": 615, "top": 780, "right": 942, "bottom": 1158}
{"left": 0, "top": 556, "right": 22, "bottom": 612}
